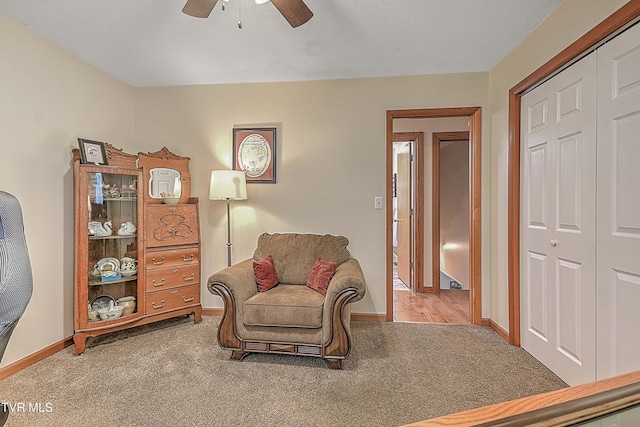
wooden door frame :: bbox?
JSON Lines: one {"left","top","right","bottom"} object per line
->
{"left": 432, "top": 131, "right": 470, "bottom": 295}
{"left": 392, "top": 132, "right": 424, "bottom": 293}
{"left": 507, "top": 1, "right": 640, "bottom": 346}
{"left": 386, "top": 107, "right": 482, "bottom": 325}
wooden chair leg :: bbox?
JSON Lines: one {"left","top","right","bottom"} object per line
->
{"left": 325, "top": 358, "right": 343, "bottom": 369}
{"left": 230, "top": 350, "right": 248, "bottom": 361}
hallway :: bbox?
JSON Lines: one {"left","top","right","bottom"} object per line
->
{"left": 393, "top": 267, "right": 470, "bottom": 324}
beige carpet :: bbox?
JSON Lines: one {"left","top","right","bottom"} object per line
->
{"left": 0, "top": 316, "right": 567, "bottom": 426}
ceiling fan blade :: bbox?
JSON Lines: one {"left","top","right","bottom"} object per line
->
{"left": 270, "top": 0, "right": 313, "bottom": 28}
{"left": 182, "top": 0, "right": 219, "bottom": 18}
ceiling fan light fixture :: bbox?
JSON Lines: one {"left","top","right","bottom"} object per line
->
{"left": 182, "top": 0, "right": 312, "bottom": 27}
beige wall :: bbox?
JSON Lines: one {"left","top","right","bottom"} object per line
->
{"left": 440, "top": 140, "right": 470, "bottom": 290}
{"left": 132, "top": 77, "right": 490, "bottom": 317}
{"left": 488, "top": 0, "right": 629, "bottom": 331}
{"left": 0, "top": 14, "right": 134, "bottom": 367}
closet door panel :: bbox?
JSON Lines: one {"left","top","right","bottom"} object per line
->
{"left": 596, "top": 22, "right": 640, "bottom": 380}
{"left": 556, "top": 258, "right": 582, "bottom": 363}
{"left": 522, "top": 91, "right": 554, "bottom": 364}
{"left": 521, "top": 52, "right": 597, "bottom": 386}
{"left": 525, "top": 251, "right": 549, "bottom": 342}
{"left": 612, "top": 114, "right": 640, "bottom": 235}
{"left": 550, "top": 62, "right": 597, "bottom": 385}
{"left": 556, "top": 134, "right": 581, "bottom": 232}
{"left": 527, "top": 143, "right": 549, "bottom": 229}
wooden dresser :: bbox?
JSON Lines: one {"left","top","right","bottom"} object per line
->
{"left": 144, "top": 203, "right": 201, "bottom": 317}
{"left": 138, "top": 148, "right": 202, "bottom": 329}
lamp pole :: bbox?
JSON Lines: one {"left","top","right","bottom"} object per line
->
{"left": 210, "top": 170, "right": 247, "bottom": 269}
{"left": 225, "top": 198, "right": 232, "bottom": 267}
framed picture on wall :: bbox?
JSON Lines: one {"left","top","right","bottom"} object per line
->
{"left": 77, "top": 138, "right": 108, "bottom": 165}
{"left": 233, "top": 127, "right": 276, "bottom": 183}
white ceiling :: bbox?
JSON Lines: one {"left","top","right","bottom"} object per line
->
{"left": 0, "top": 0, "right": 564, "bottom": 87}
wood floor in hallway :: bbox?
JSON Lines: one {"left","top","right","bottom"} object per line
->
{"left": 393, "top": 269, "right": 470, "bottom": 324}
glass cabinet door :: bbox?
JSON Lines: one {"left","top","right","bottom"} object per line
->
{"left": 85, "top": 171, "right": 141, "bottom": 323}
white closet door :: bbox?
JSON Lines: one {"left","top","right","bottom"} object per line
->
{"left": 520, "top": 52, "right": 597, "bottom": 386}
{"left": 596, "top": 22, "right": 640, "bottom": 380}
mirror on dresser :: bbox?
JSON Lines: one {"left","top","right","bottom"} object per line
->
{"left": 149, "top": 167, "right": 181, "bottom": 199}
{"left": 138, "top": 147, "right": 191, "bottom": 205}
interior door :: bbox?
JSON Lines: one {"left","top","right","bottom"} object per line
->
{"left": 396, "top": 143, "right": 413, "bottom": 289}
{"left": 520, "top": 51, "right": 597, "bottom": 386}
{"left": 596, "top": 22, "right": 640, "bottom": 380}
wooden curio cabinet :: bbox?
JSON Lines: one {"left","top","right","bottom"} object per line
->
{"left": 72, "top": 144, "right": 201, "bottom": 354}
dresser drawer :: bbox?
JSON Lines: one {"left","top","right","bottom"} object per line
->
{"left": 145, "top": 204, "right": 199, "bottom": 248}
{"left": 146, "top": 284, "right": 200, "bottom": 313}
{"left": 145, "top": 264, "right": 200, "bottom": 292}
{"left": 145, "top": 246, "right": 199, "bottom": 269}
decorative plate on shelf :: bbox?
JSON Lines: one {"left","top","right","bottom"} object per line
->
{"left": 90, "top": 294, "right": 116, "bottom": 312}
{"left": 95, "top": 257, "right": 120, "bottom": 272}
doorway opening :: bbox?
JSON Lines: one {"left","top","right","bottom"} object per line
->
{"left": 386, "top": 107, "right": 482, "bottom": 325}
{"left": 432, "top": 131, "right": 470, "bottom": 294}
{"left": 392, "top": 132, "right": 423, "bottom": 293}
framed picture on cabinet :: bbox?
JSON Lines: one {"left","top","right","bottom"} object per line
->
{"left": 78, "top": 138, "right": 108, "bottom": 165}
{"left": 233, "top": 127, "right": 276, "bottom": 183}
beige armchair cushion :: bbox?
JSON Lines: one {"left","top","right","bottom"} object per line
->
{"left": 243, "top": 284, "right": 324, "bottom": 328}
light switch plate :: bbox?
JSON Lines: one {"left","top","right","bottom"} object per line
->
{"left": 374, "top": 196, "right": 383, "bottom": 210}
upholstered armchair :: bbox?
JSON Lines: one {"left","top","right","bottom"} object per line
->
{"left": 208, "top": 233, "right": 366, "bottom": 369}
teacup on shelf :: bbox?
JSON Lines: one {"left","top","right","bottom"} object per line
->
{"left": 120, "top": 257, "right": 138, "bottom": 276}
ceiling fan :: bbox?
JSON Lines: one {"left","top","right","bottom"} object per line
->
{"left": 182, "top": 0, "right": 313, "bottom": 28}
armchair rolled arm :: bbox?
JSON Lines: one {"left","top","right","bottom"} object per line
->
{"left": 207, "top": 258, "right": 257, "bottom": 304}
{"left": 207, "top": 258, "right": 258, "bottom": 351}
{"left": 319, "top": 258, "right": 366, "bottom": 359}
{"left": 322, "top": 258, "right": 366, "bottom": 327}
{"left": 325, "top": 258, "right": 366, "bottom": 303}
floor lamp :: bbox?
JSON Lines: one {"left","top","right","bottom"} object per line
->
{"left": 210, "top": 170, "right": 248, "bottom": 267}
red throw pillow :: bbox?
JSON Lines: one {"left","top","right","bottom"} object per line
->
{"left": 307, "top": 258, "right": 337, "bottom": 296}
{"left": 253, "top": 255, "right": 279, "bottom": 292}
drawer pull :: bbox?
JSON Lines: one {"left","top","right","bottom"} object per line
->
{"left": 152, "top": 256, "right": 166, "bottom": 265}
{"left": 182, "top": 274, "right": 195, "bottom": 282}
{"left": 152, "top": 300, "right": 165, "bottom": 309}
{"left": 183, "top": 295, "right": 195, "bottom": 303}
{"left": 182, "top": 254, "right": 195, "bottom": 262}
{"left": 152, "top": 278, "right": 166, "bottom": 287}
{"left": 169, "top": 207, "right": 176, "bottom": 212}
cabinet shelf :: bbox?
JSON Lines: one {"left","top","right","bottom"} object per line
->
{"left": 88, "top": 276, "right": 138, "bottom": 286}
{"left": 89, "top": 234, "right": 136, "bottom": 241}
{"left": 90, "top": 197, "right": 137, "bottom": 202}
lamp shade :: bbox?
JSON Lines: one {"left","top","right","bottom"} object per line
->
{"left": 209, "top": 170, "right": 248, "bottom": 200}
